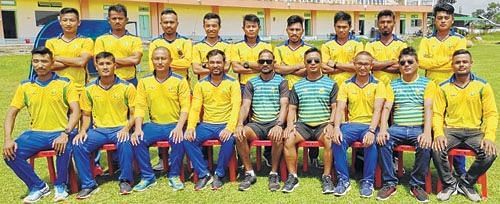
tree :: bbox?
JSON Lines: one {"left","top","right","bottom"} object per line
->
{"left": 472, "top": 2, "right": 500, "bottom": 23}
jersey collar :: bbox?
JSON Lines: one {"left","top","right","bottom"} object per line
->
{"left": 33, "top": 72, "right": 58, "bottom": 87}
{"left": 244, "top": 35, "right": 261, "bottom": 44}
{"left": 201, "top": 36, "right": 223, "bottom": 46}
{"left": 349, "top": 74, "right": 377, "bottom": 88}
{"left": 95, "top": 75, "right": 120, "bottom": 90}
{"left": 161, "top": 32, "right": 182, "bottom": 43}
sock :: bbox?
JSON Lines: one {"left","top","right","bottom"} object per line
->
{"left": 292, "top": 173, "right": 298, "bottom": 178}
{"left": 246, "top": 170, "right": 255, "bottom": 176}
{"left": 269, "top": 171, "right": 278, "bottom": 175}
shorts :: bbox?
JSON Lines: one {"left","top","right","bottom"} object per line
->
{"left": 295, "top": 122, "right": 328, "bottom": 141}
{"left": 246, "top": 121, "right": 276, "bottom": 140}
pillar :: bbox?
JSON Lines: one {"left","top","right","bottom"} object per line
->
{"left": 211, "top": 6, "right": 219, "bottom": 14}
{"left": 264, "top": 8, "right": 271, "bottom": 37}
{"left": 150, "top": 2, "right": 160, "bottom": 37}
{"left": 79, "top": 0, "right": 89, "bottom": 19}
{"left": 311, "top": 10, "right": 317, "bottom": 36}
{"left": 395, "top": 11, "right": 400, "bottom": 35}
{"left": 353, "top": 11, "right": 359, "bottom": 35}
{"left": 421, "top": 12, "right": 427, "bottom": 35}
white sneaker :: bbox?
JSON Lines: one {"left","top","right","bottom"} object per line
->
{"left": 152, "top": 159, "right": 164, "bottom": 171}
{"left": 23, "top": 183, "right": 50, "bottom": 203}
{"left": 53, "top": 184, "right": 69, "bottom": 202}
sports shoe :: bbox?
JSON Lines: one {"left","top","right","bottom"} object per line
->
{"left": 436, "top": 183, "right": 458, "bottom": 201}
{"left": 238, "top": 173, "right": 257, "bottom": 191}
{"left": 76, "top": 185, "right": 99, "bottom": 199}
{"left": 322, "top": 175, "right": 334, "bottom": 194}
{"left": 211, "top": 175, "right": 224, "bottom": 190}
{"left": 168, "top": 176, "right": 185, "bottom": 191}
{"left": 410, "top": 185, "right": 429, "bottom": 203}
{"left": 23, "top": 183, "right": 50, "bottom": 203}
{"left": 268, "top": 173, "right": 281, "bottom": 192}
{"left": 152, "top": 159, "right": 164, "bottom": 171}
{"left": 263, "top": 153, "right": 272, "bottom": 168}
{"left": 360, "top": 181, "right": 374, "bottom": 198}
{"left": 376, "top": 184, "right": 397, "bottom": 200}
{"left": 458, "top": 182, "right": 481, "bottom": 202}
{"left": 133, "top": 179, "right": 157, "bottom": 192}
{"left": 53, "top": 184, "right": 69, "bottom": 202}
{"left": 194, "top": 174, "right": 213, "bottom": 191}
{"left": 119, "top": 181, "right": 132, "bottom": 195}
{"left": 281, "top": 174, "right": 299, "bottom": 193}
{"left": 333, "top": 180, "right": 351, "bottom": 196}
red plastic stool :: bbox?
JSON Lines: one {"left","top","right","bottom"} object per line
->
{"left": 281, "top": 141, "right": 336, "bottom": 182}
{"left": 151, "top": 140, "right": 185, "bottom": 181}
{"left": 250, "top": 140, "right": 288, "bottom": 182}
{"left": 192, "top": 140, "right": 237, "bottom": 183}
{"left": 90, "top": 143, "right": 117, "bottom": 177}
{"left": 351, "top": 141, "right": 382, "bottom": 188}
{"left": 392, "top": 145, "right": 432, "bottom": 193}
{"left": 29, "top": 150, "right": 79, "bottom": 193}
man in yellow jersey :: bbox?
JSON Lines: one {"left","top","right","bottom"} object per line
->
{"left": 183, "top": 49, "right": 241, "bottom": 191}
{"left": 321, "top": 11, "right": 364, "bottom": 85}
{"left": 149, "top": 9, "right": 192, "bottom": 79}
{"left": 3, "top": 47, "right": 80, "bottom": 203}
{"left": 192, "top": 13, "right": 231, "bottom": 80}
{"left": 94, "top": 4, "right": 143, "bottom": 86}
{"left": 232, "top": 14, "right": 273, "bottom": 90}
{"left": 72, "top": 52, "right": 136, "bottom": 199}
{"left": 130, "top": 47, "right": 190, "bottom": 192}
{"left": 433, "top": 50, "right": 497, "bottom": 202}
{"left": 45, "top": 7, "right": 93, "bottom": 91}
{"left": 365, "top": 10, "right": 407, "bottom": 85}
{"left": 332, "top": 51, "right": 385, "bottom": 198}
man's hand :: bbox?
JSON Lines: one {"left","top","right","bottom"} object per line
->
{"left": 268, "top": 126, "right": 283, "bottom": 142}
{"left": 72, "top": 132, "right": 88, "bottom": 145}
{"left": 363, "top": 132, "right": 375, "bottom": 147}
{"left": 481, "top": 139, "right": 497, "bottom": 156}
{"left": 184, "top": 129, "right": 196, "bottom": 142}
{"left": 417, "top": 132, "right": 432, "bottom": 149}
{"left": 52, "top": 132, "right": 69, "bottom": 155}
{"left": 219, "top": 129, "right": 233, "bottom": 142}
{"left": 377, "top": 130, "right": 390, "bottom": 146}
{"left": 117, "top": 127, "right": 130, "bottom": 143}
{"left": 432, "top": 136, "right": 447, "bottom": 152}
{"left": 235, "top": 125, "right": 246, "bottom": 142}
{"left": 3, "top": 139, "right": 17, "bottom": 161}
{"left": 170, "top": 126, "right": 184, "bottom": 144}
{"left": 332, "top": 127, "right": 343, "bottom": 145}
{"left": 283, "top": 126, "right": 295, "bottom": 140}
{"left": 324, "top": 124, "right": 334, "bottom": 140}
{"left": 130, "top": 129, "right": 144, "bottom": 146}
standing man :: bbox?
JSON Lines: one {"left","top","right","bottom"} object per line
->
{"left": 376, "top": 47, "right": 434, "bottom": 202}
{"left": 130, "top": 47, "right": 191, "bottom": 192}
{"left": 235, "top": 49, "right": 289, "bottom": 192}
{"left": 364, "top": 10, "right": 407, "bottom": 85}
{"left": 149, "top": 9, "right": 192, "bottom": 79}
{"left": 45, "top": 7, "right": 93, "bottom": 91}
{"left": 332, "top": 51, "right": 385, "bottom": 198}
{"left": 281, "top": 47, "right": 338, "bottom": 194}
{"left": 72, "top": 52, "right": 136, "bottom": 199}
{"left": 183, "top": 49, "right": 241, "bottom": 191}
{"left": 192, "top": 13, "right": 232, "bottom": 80}
{"left": 321, "top": 11, "right": 364, "bottom": 85}
{"left": 433, "top": 50, "right": 497, "bottom": 202}
{"left": 3, "top": 47, "right": 80, "bottom": 203}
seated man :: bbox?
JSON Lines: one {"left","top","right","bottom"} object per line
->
{"left": 183, "top": 49, "right": 241, "bottom": 190}
{"left": 235, "top": 49, "right": 289, "bottom": 191}
{"left": 376, "top": 47, "right": 434, "bottom": 202}
{"left": 131, "top": 47, "right": 190, "bottom": 191}
{"left": 3, "top": 47, "right": 80, "bottom": 203}
{"left": 433, "top": 49, "right": 497, "bottom": 202}
{"left": 281, "top": 47, "right": 338, "bottom": 194}
{"left": 332, "top": 51, "right": 385, "bottom": 198}
{"left": 72, "top": 52, "right": 136, "bottom": 199}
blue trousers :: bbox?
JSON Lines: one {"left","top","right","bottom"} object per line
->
{"left": 133, "top": 123, "right": 185, "bottom": 181}
{"left": 378, "top": 125, "right": 431, "bottom": 187}
{"left": 332, "top": 123, "right": 377, "bottom": 184}
{"left": 4, "top": 130, "right": 74, "bottom": 191}
{"left": 183, "top": 123, "right": 235, "bottom": 178}
{"left": 73, "top": 127, "right": 133, "bottom": 189}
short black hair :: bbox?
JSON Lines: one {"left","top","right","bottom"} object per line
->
{"left": 204, "top": 12, "right": 221, "bottom": 26}
{"left": 399, "top": 47, "right": 418, "bottom": 62}
{"left": 334, "top": 11, "right": 352, "bottom": 27}
{"left": 287, "top": 15, "right": 304, "bottom": 27}
{"left": 304, "top": 47, "right": 321, "bottom": 58}
{"left": 161, "top": 9, "right": 177, "bottom": 17}
{"left": 95, "top": 51, "right": 115, "bottom": 62}
{"left": 258, "top": 49, "right": 274, "bottom": 59}
{"left": 452, "top": 49, "right": 472, "bottom": 59}
{"left": 433, "top": 3, "right": 454, "bottom": 16}
{"left": 243, "top": 14, "right": 260, "bottom": 27}
{"left": 206, "top": 49, "right": 226, "bottom": 62}
{"left": 31, "top": 46, "right": 53, "bottom": 59}
{"left": 60, "top": 7, "right": 79, "bottom": 19}
{"left": 377, "top": 10, "right": 395, "bottom": 21}
{"left": 108, "top": 4, "right": 127, "bottom": 17}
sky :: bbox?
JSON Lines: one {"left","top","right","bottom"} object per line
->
{"left": 453, "top": 0, "right": 499, "bottom": 14}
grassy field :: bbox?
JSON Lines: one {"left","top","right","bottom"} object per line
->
{"left": 0, "top": 33, "right": 499, "bottom": 203}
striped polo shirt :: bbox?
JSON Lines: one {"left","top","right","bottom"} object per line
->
{"left": 243, "top": 74, "right": 289, "bottom": 123}
{"left": 386, "top": 76, "right": 436, "bottom": 126}
{"left": 289, "top": 75, "right": 338, "bottom": 127}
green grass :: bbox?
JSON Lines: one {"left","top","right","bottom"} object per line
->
{"left": 1, "top": 34, "right": 500, "bottom": 203}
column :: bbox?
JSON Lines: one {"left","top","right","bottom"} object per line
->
{"left": 395, "top": 11, "right": 400, "bottom": 35}
{"left": 212, "top": 6, "right": 219, "bottom": 14}
{"left": 353, "top": 11, "right": 359, "bottom": 35}
{"left": 421, "top": 12, "right": 427, "bottom": 35}
{"left": 311, "top": 10, "right": 317, "bottom": 36}
{"left": 264, "top": 8, "right": 271, "bottom": 37}
{"left": 150, "top": 2, "right": 160, "bottom": 37}
{"left": 79, "top": 0, "right": 89, "bottom": 19}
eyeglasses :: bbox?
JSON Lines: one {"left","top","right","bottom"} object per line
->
{"left": 258, "top": 59, "right": 273, "bottom": 65}
{"left": 306, "top": 58, "right": 321, "bottom": 64}
{"left": 399, "top": 60, "right": 415, "bottom": 66}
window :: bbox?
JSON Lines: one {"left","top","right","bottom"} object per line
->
{"left": 410, "top": 14, "right": 421, "bottom": 27}
{"left": 35, "top": 10, "right": 59, "bottom": 26}
{"left": 257, "top": 11, "right": 265, "bottom": 36}
{"left": 1, "top": 0, "right": 16, "bottom": 6}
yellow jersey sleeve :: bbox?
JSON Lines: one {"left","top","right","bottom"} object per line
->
{"left": 132, "top": 37, "right": 143, "bottom": 54}
{"left": 227, "top": 80, "right": 242, "bottom": 132}
{"left": 375, "top": 82, "right": 386, "bottom": 99}
{"left": 417, "top": 38, "right": 451, "bottom": 70}
{"left": 337, "top": 83, "right": 348, "bottom": 102}
{"left": 424, "top": 80, "right": 437, "bottom": 100}
{"left": 170, "top": 39, "right": 193, "bottom": 71}
{"left": 273, "top": 46, "right": 283, "bottom": 65}
{"left": 192, "top": 44, "right": 202, "bottom": 64}
{"left": 134, "top": 80, "right": 147, "bottom": 118}
{"left": 230, "top": 44, "right": 241, "bottom": 63}
{"left": 320, "top": 43, "right": 330, "bottom": 63}
{"left": 82, "top": 38, "right": 94, "bottom": 54}
{"left": 80, "top": 89, "right": 93, "bottom": 113}
{"left": 126, "top": 84, "right": 136, "bottom": 109}
{"left": 179, "top": 79, "right": 191, "bottom": 113}
{"left": 385, "top": 83, "right": 395, "bottom": 103}
{"left": 432, "top": 87, "right": 446, "bottom": 137}
{"left": 364, "top": 42, "right": 375, "bottom": 57}
{"left": 10, "top": 84, "right": 25, "bottom": 109}
{"left": 481, "top": 84, "right": 498, "bottom": 141}
{"left": 93, "top": 37, "right": 104, "bottom": 55}
{"left": 187, "top": 82, "right": 203, "bottom": 130}
{"left": 65, "top": 83, "right": 80, "bottom": 103}
{"left": 354, "top": 41, "right": 364, "bottom": 55}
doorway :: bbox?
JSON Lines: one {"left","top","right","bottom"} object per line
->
{"left": 2, "top": 10, "right": 17, "bottom": 38}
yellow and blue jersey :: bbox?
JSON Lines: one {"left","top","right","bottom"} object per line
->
{"left": 148, "top": 33, "right": 192, "bottom": 78}
{"left": 364, "top": 34, "right": 407, "bottom": 84}
{"left": 231, "top": 37, "right": 273, "bottom": 84}
{"left": 320, "top": 35, "right": 364, "bottom": 84}
{"left": 274, "top": 40, "right": 312, "bottom": 89}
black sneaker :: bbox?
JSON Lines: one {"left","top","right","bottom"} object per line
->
{"left": 437, "top": 182, "right": 458, "bottom": 201}
{"left": 119, "top": 181, "right": 132, "bottom": 195}
{"left": 376, "top": 185, "right": 397, "bottom": 201}
{"left": 76, "top": 185, "right": 99, "bottom": 199}
{"left": 211, "top": 175, "right": 224, "bottom": 190}
{"left": 458, "top": 182, "right": 481, "bottom": 202}
{"left": 281, "top": 174, "right": 299, "bottom": 193}
{"left": 321, "top": 175, "right": 334, "bottom": 194}
{"left": 238, "top": 173, "right": 257, "bottom": 191}
{"left": 410, "top": 185, "right": 429, "bottom": 203}
{"left": 195, "top": 174, "right": 213, "bottom": 191}
{"left": 268, "top": 174, "right": 281, "bottom": 192}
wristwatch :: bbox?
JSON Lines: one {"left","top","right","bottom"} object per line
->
{"left": 202, "top": 63, "right": 207, "bottom": 69}
{"left": 275, "top": 120, "right": 285, "bottom": 128}
{"left": 368, "top": 128, "right": 376, "bottom": 134}
{"left": 243, "top": 62, "right": 250, "bottom": 69}
{"left": 63, "top": 128, "right": 72, "bottom": 135}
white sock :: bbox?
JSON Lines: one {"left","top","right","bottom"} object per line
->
{"left": 246, "top": 170, "right": 255, "bottom": 176}
{"left": 269, "top": 171, "right": 278, "bottom": 175}
{"left": 292, "top": 173, "right": 298, "bottom": 178}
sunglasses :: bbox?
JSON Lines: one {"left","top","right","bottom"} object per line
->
{"left": 399, "top": 60, "right": 415, "bottom": 66}
{"left": 306, "top": 58, "right": 321, "bottom": 64}
{"left": 258, "top": 59, "right": 273, "bottom": 65}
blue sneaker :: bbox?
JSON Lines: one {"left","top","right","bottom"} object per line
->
{"left": 333, "top": 180, "right": 351, "bottom": 196}
{"left": 132, "top": 179, "right": 157, "bottom": 192}
{"left": 23, "top": 183, "right": 50, "bottom": 203}
{"left": 360, "top": 181, "right": 374, "bottom": 198}
{"left": 53, "top": 184, "right": 69, "bottom": 202}
{"left": 168, "top": 176, "right": 185, "bottom": 191}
